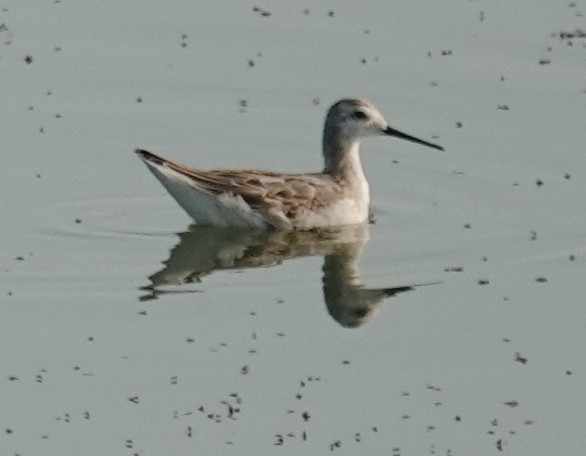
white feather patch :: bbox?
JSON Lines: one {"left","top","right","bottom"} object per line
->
{"left": 144, "top": 161, "right": 269, "bottom": 229}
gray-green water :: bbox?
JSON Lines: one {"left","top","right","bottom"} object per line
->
{"left": 2, "top": 1, "right": 586, "bottom": 454}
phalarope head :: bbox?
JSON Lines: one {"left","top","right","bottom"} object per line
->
{"left": 325, "top": 98, "right": 444, "bottom": 151}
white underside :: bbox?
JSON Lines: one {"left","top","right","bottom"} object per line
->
{"left": 288, "top": 196, "right": 369, "bottom": 230}
{"left": 144, "top": 161, "right": 269, "bottom": 229}
{"left": 142, "top": 159, "right": 370, "bottom": 231}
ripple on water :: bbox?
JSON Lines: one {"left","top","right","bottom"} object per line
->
{"left": 37, "top": 195, "right": 184, "bottom": 241}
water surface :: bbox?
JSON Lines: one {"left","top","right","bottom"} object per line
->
{"left": 1, "top": 1, "right": 586, "bottom": 455}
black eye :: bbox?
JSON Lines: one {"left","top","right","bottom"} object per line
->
{"left": 351, "top": 110, "right": 368, "bottom": 120}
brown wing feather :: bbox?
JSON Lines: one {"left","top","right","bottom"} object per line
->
{"left": 135, "top": 149, "right": 342, "bottom": 222}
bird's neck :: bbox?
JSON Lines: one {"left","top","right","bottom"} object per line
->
{"left": 322, "top": 133, "right": 366, "bottom": 186}
{"left": 322, "top": 129, "right": 371, "bottom": 221}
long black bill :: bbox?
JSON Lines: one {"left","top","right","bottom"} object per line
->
{"left": 384, "top": 126, "right": 444, "bottom": 151}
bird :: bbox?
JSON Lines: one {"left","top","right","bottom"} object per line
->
{"left": 135, "top": 98, "right": 443, "bottom": 231}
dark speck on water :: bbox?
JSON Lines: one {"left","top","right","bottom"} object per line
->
{"left": 515, "top": 352, "right": 528, "bottom": 364}
{"left": 252, "top": 6, "right": 271, "bottom": 17}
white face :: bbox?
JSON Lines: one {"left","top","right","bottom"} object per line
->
{"left": 326, "top": 98, "right": 444, "bottom": 151}
{"left": 333, "top": 99, "right": 389, "bottom": 138}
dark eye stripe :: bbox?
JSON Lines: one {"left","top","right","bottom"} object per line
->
{"left": 351, "top": 111, "right": 368, "bottom": 120}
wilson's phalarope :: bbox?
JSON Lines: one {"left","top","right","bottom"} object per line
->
{"left": 136, "top": 98, "right": 443, "bottom": 230}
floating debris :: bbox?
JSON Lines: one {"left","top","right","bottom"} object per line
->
{"left": 556, "top": 28, "right": 586, "bottom": 42}
{"left": 329, "top": 439, "right": 341, "bottom": 451}
{"left": 426, "top": 383, "right": 442, "bottom": 392}
{"left": 515, "top": 352, "right": 528, "bottom": 364}
{"left": 252, "top": 6, "right": 271, "bottom": 17}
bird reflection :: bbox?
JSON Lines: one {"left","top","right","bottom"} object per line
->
{"left": 141, "top": 224, "right": 433, "bottom": 327}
